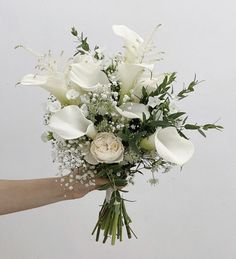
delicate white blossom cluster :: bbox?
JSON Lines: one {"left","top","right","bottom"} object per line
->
{"left": 51, "top": 138, "right": 87, "bottom": 173}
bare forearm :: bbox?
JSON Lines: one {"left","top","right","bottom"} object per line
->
{"left": 0, "top": 178, "right": 65, "bottom": 215}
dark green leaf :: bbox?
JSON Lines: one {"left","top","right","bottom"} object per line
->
{"left": 184, "top": 124, "right": 200, "bottom": 130}
{"left": 169, "top": 112, "right": 185, "bottom": 120}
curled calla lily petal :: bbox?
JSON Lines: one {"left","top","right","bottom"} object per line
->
{"left": 21, "top": 74, "right": 48, "bottom": 85}
{"left": 112, "top": 25, "right": 143, "bottom": 46}
{"left": 21, "top": 73, "right": 68, "bottom": 103}
{"left": 48, "top": 105, "right": 96, "bottom": 140}
{"left": 140, "top": 127, "right": 194, "bottom": 166}
{"left": 117, "top": 63, "right": 145, "bottom": 96}
{"left": 115, "top": 102, "right": 150, "bottom": 121}
{"left": 69, "top": 62, "right": 109, "bottom": 91}
{"left": 112, "top": 25, "right": 144, "bottom": 63}
{"left": 155, "top": 127, "right": 194, "bottom": 165}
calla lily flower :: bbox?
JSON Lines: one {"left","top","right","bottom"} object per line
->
{"left": 112, "top": 25, "right": 144, "bottom": 63}
{"left": 21, "top": 73, "right": 68, "bottom": 103}
{"left": 117, "top": 63, "right": 146, "bottom": 97}
{"left": 69, "top": 61, "right": 109, "bottom": 91}
{"left": 113, "top": 24, "right": 160, "bottom": 67}
{"left": 48, "top": 105, "right": 96, "bottom": 140}
{"left": 115, "top": 102, "right": 150, "bottom": 121}
{"left": 140, "top": 127, "right": 194, "bottom": 166}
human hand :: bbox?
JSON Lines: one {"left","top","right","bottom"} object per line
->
{"left": 60, "top": 168, "right": 108, "bottom": 200}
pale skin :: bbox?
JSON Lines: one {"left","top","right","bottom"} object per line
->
{"left": 0, "top": 169, "right": 108, "bottom": 216}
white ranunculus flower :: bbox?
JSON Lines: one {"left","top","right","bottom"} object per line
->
{"left": 69, "top": 59, "right": 109, "bottom": 92}
{"left": 85, "top": 133, "right": 124, "bottom": 165}
{"left": 48, "top": 105, "right": 96, "bottom": 140}
{"left": 132, "top": 75, "right": 166, "bottom": 101}
{"left": 115, "top": 102, "right": 150, "bottom": 121}
{"left": 169, "top": 102, "right": 179, "bottom": 114}
{"left": 147, "top": 96, "right": 161, "bottom": 108}
{"left": 140, "top": 127, "right": 194, "bottom": 166}
{"left": 21, "top": 72, "right": 68, "bottom": 103}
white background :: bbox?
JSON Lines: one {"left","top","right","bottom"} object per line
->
{"left": 0, "top": 0, "right": 235, "bottom": 258}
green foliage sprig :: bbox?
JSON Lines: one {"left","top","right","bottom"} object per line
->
{"left": 183, "top": 122, "right": 223, "bottom": 137}
{"left": 177, "top": 75, "right": 203, "bottom": 100}
{"left": 71, "top": 27, "right": 90, "bottom": 56}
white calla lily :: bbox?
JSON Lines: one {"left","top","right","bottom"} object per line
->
{"left": 115, "top": 102, "right": 150, "bottom": 121}
{"left": 48, "top": 105, "right": 96, "bottom": 140}
{"left": 140, "top": 127, "right": 194, "bottom": 166}
{"left": 113, "top": 24, "right": 161, "bottom": 67}
{"left": 112, "top": 25, "right": 144, "bottom": 63}
{"left": 69, "top": 61, "right": 109, "bottom": 91}
{"left": 21, "top": 73, "right": 68, "bottom": 103}
{"left": 117, "top": 63, "right": 145, "bottom": 96}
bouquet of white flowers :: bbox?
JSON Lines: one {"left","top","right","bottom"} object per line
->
{"left": 18, "top": 25, "right": 222, "bottom": 245}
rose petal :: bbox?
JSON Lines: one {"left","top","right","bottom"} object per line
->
{"left": 84, "top": 151, "right": 99, "bottom": 165}
{"left": 115, "top": 102, "right": 150, "bottom": 121}
{"left": 155, "top": 127, "right": 194, "bottom": 166}
{"left": 48, "top": 105, "right": 95, "bottom": 140}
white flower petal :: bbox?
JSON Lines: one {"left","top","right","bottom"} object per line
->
{"left": 132, "top": 74, "right": 166, "bottom": 101}
{"left": 66, "top": 89, "right": 80, "bottom": 100}
{"left": 21, "top": 73, "right": 68, "bottom": 103}
{"left": 115, "top": 102, "right": 150, "bottom": 121}
{"left": 112, "top": 25, "right": 143, "bottom": 45}
{"left": 69, "top": 62, "right": 109, "bottom": 91}
{"left": 47, "top": 100, "right": 62, "bottom": 113}
{"left": 155, "top": 127, "right": 194, "bottom": 166}
{"left": 86, "top": 123, "right": 97, "bottom": 139}
{"left": 118, "top": 63, "right": 144, "bottom": 95}
{"left": 112, "top": 25, "right": 143, "bottom": 63}
{"left": 48, "top": 105, "right": 95, "bottom": 140}
{"left": 84, "top": 151, "right": 99, "bottom": 165}
{"left": 147, "top": 96, "right": 161, "bottom": 108}
{"left": 21, "top": 74, "right": 48, "bottom": 85}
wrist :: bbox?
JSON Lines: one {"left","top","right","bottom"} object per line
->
{"left": 52, "top": 177, "right": 70, "bottom": 202}
{"left": 56, "top": 176, "right": 76, "bottom": 201}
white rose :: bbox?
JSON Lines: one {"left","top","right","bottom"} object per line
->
{"left": 85, "top": 133, "right": 124, "bottom": 164}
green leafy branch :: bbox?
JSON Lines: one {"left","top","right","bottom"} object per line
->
{"left": 118, "top": 128, "right": 146, "bottom": 156}
{"left": 71, "top": 27, "right": 90, "bottom": 56}
{"left": 177, "top": 75, "right": 203, "bottom": 100}
{"left": 183, "top": 122, "right": 223, "bottom": 137}
{"left": 140, "top": 72, "right": 176, "bottom": 104}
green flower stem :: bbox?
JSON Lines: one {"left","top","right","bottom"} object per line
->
{"left": 92, "top": 190, "right": 136, "bottom": 245}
